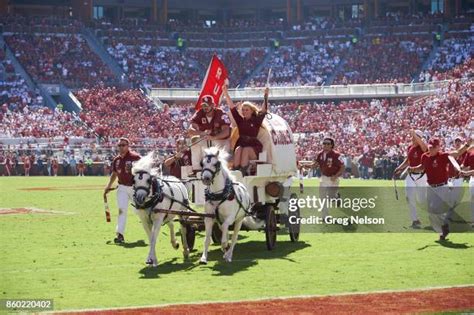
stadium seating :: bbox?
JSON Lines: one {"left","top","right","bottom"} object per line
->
{"left": 0, "top": 13, "right": 472, "bottom": 178}
{"left": 249, "top": 40, "right": 349, "bottom": 87}
{"left": 5, "top": 34, "right": 116, "bottom": 88}
{"left": 74, "top": 86, "right": 191, "bottom": 144}
{"left": 335, "top": 35, "right": 432, "bottom": 84}
{"left": 0, "top": 48, "right": 91, "bottom": 139}
{"left": 105, "top": 42, "right": 202, "bottom": 88}
{"left": 186, "top": 48, "right": 267, "bottom": 86}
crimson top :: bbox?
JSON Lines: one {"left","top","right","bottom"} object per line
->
{"left": 463, "top": 150, "right": 474, "bottom": 170}
{"left": 316, "top": 150, "right": 343, "bottom": 177}
{"left": 168, "top": 150, "right": 191, "bottom": 179}
{"left": 230, "top": 107, "right": 266, "bottom": 138}
{"left": 421, "top": 152, "right": 450, "bottom": 185}
{"left": 112, "top": 150, "right": 141, "bottom": 186}
{"left": 407, "top": 145, "right": 425, "bottom": 167}
{"left": 190, "top": 108, "right": 230, "bottom": 138}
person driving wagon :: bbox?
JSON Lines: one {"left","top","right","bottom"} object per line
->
{"left": 187, "top": 96, "right": 231, "bottom": 171}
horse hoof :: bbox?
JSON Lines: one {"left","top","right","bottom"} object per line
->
{"left": 199, "top": 259, "right": 207, "bottom": 265}
{"left": 221, "top": 243, "right": 229, "bottom": 253}
{"left": 173, "top": 243, "right": 179, "bottom": 250}
{"left": 146, "top": 259, "right": 153, "bottom": 265}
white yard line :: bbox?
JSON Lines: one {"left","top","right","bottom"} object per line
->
{"left": 49, "top": 284, "right": 474, "bottom": 314}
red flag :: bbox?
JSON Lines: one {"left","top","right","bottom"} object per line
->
{"left": 195, "top": 55, "right": 228, "bottom": 110}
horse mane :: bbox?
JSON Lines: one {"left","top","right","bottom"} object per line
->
{"left": 131, "top": 152, "right": 161, "bottom": 176}
{"left": 203, "top": 146, "right": 235, "bottom": 181}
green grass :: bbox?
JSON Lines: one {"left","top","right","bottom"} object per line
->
{"left": 0, "top": 176, "right": 473, "bottom": 311}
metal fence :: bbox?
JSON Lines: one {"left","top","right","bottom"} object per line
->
{"left": 150, "top": 80, "right": 450, "bottom": 101}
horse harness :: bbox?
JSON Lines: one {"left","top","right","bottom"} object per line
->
{"left": 133, "top": 172, "right": 193, "bottom": 223}
{"left": 205, "top": 177, "right": 249, "bottom": 225}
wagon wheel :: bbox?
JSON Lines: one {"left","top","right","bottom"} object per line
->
{"left": 211, "top": 223, "right": 222, "bottom": 245}
{"left": 288, "top": 193, "right": 300, "bottom": 242}
{"left": 181, "top": 224, "right": 195, "bottom": 251}
{"left": 265, "top": 206, "right": 277, "bottom": 250}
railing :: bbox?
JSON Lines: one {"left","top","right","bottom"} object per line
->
{"left": 149, "top": 80, "right": 451, "bottom": 101}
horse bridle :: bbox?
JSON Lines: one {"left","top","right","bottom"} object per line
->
{"left": 200, "top": 154, "right": 221, "bottom": 184}
{"left": 133, "top": 170, "right": 153, "bottom": 197}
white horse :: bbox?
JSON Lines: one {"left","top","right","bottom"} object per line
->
{"left": 200, "top": 147, "right": 251, "bottom": 263}
{"left": 131, "top": 153, "right": 191, "bottom": 267}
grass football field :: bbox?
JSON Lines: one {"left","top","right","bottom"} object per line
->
{"left": 0, "top": 176, "right": 473, "bottom": 312}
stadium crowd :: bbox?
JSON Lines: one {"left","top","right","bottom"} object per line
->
{"left": 249, "top": 40, "right": 349, "bottom": 87}
{"left": 0, "top": 49, "right": 95, "bottom": 139}
{"left": 420, "top": 36, "right": 473, "bottom": 82}
{"left": 335, "top": 36, "right": 432, "bottom": 84}
{"left": 0, "top": 13, "right": 473, "bottom": 177}
{"left": 106, "top": 43, "right": 202, "bottom": 88}
{"left": 74, "top": 86, "right": 191, "bottom": 146}
{"left": 5, "top": 34, "right": 116, "bottom": 88}
{"left": 2, "top": 55, "right": 471, "bottom": 177}
{"left": 187, "top": 48, "right": 267, "bottom": 87}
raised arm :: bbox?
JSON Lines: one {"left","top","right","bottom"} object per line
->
{"left": 410, "top": 129, "right": 427, "bottom": 152}
{"left": 448, "top": 142, "right": 472, "bottom": 158}
{"left": 222, "top": 84, "right": 236, "bottom": 109}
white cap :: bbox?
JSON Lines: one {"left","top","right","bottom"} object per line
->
{"left": 415, "top": 130, "right": 424, "bottom": 138}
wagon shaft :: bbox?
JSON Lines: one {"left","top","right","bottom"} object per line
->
{"left": 152, "top": 208, "right": 215, "bottom": 218}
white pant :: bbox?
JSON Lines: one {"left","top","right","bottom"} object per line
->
{"left": 448, "top": 177, "right": 464, "bottom": 208}
{"left": 191, "top": 139, "right": 230, "bottom": 170}
{"left": 405, "top": 173, "right": 427, "bottom": 221}
{"left": 319, "top": 175, "right": 339, "bottom": 219}
{"left": 446, "top": 177, "right": 465, "bottom": 221}
{"left": 116, "top": 184, "right": 135, "bottom": 235}
{"left": 427, "top": 185, "right": 451, "bottom": 234}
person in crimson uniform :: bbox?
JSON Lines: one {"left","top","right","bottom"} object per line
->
{"left": 222, "top": 84, "right": 268, "bottom": 175}
{"left": 104, "top": 138, "right": 141, "bottom": 244}
{"left": 29, "top": 154, "right": 36, "bottom": 175}
{"left": 394, "top": 130, "right": 428, "bottom": 228}
{"left": 23, "top": 154, "right": 31, "bottom": 176}
{"left": 301, "top": 137, "right": 344, "bottom": 219}
{"left": 52, "top": 157, "right": 59, "bottom": 176}
{"left": 409, "top": 138, "right": 470, "bottom": 241}
{"left": 188, "top": 95, "right": 231, "bottom": 171}
{"left": 78, "top": 158, "right": 85, "bottom": 176}
{"left": 4, "top": 154, "right": 12, "bottom": 176}
{"left": 358, "top": 153, "right": 371, "bottom": 179}
{"left": 164, "top": 138, "right": 192, "bottom": 179}
{"left": 0, "top": 153, "right": 5, "bottom": 176}
{"left": 460, "top": 145, "right": 474, "bottom": 228}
